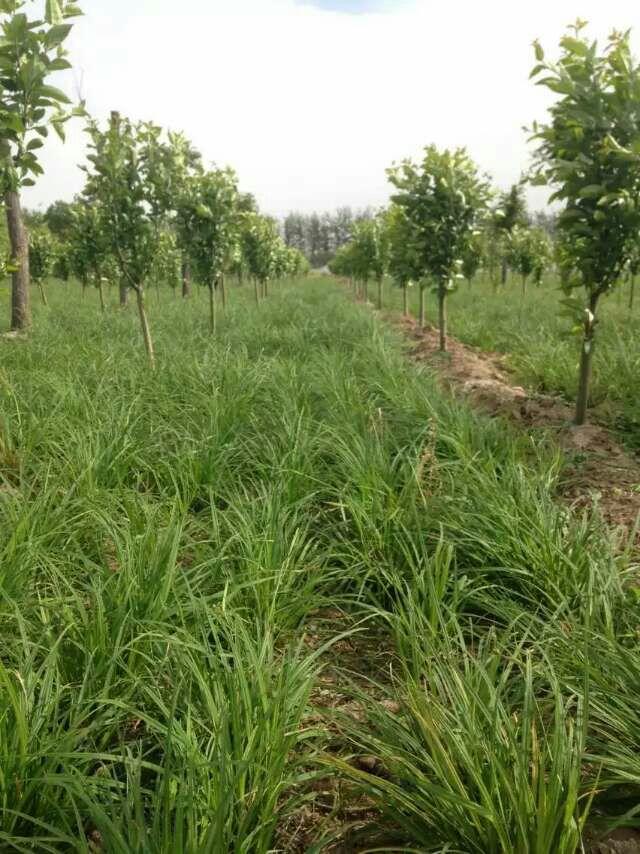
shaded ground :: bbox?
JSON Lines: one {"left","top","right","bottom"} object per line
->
{"left": 395, "top": 315, "right": 640, "bottom": 546}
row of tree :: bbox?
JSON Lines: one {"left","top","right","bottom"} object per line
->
{"left": 0, "top": 1, "right": 308, "bottom": 367}
{"left": 331, "top": 24, "right": 640, "bottom": 427}
{"left": 282, "top": 207, "right": 374, "bottom": 268}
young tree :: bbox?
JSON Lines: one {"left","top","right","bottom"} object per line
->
{"left": 506, "top": 225, "right": 550, "bottom": 295}
{"left": 386, "top": 204, "right": 423, "bottom": 320}
{"left": 242, "top": 214, "right": 281, "bottom": 303}
{"left": 461, "top": 230, "right": 484, "bottom": 289}
{"left": 68, "top": 200, "right": 111, "bottom": 311}
{"left": 493, "top": 184, "right": 529, "bottom": 286}
{"left": 0, "top": 0, "right": 82, "bottom": 330}
{"left": 388, "top": 146, "right": 490, "bottom": 351}
{"left": 530, "top": 23, "right": 640, "bottom": 425}
{"left": 28, "top": 226, "right": 56, "bottom": 305}
{"left": 176, "top": 168, "right": 239, "bottom": 333}
{"left": 82, "top": 113, "right": 180, "bottom": 364}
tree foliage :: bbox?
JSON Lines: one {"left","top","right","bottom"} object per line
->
{"left": 531, "top": 22, "right": 640, "bottom": 423}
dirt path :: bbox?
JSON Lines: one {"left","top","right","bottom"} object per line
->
{"left": 394, "top": 315, "right": 640, "bottom": 546}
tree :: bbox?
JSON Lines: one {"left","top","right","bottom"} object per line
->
{"left": 82, "top": 113, "right": 175, "bottom": 366}
{"left": 530, "top": 23, "right": 640, "bottom": 425}
{"left": 28, "top": 226, "right": 56, "bottom": 305}
{"left": 44, "top": 199, "right": 75, "bottom": 239}
{"left": 139, "top": 123, "right": 202, "bottom": 302}
{"left": 387, "top": 204, "right": 423, "bottom": 320}
{"left": 460, "top": 231, "right": 484, "bottom": 289}
{"left": 242, "top": 214, "right": 282, "bottom": 303}
{"left": 176, "top": 168, "right": 239, "bottom": 333}
{"left": 350, "top": 215, "right": 389, "bottom": 310}
{"left": 0, "top": 0, "right": 82, "bottom": 330}
{"left": 151, "top": 230, "right": 181, "bottom": 301}
{"left": 68, "top": 200, "right": 111, "bottom": 310}
{"left": 506, "top": 226, "right": 551, "bottom": 295}
{"left": 388, "top": 146, "right": 490, "bottom": 351}
{"left": 493, "top": 184, "right": 529, "bottom": 285}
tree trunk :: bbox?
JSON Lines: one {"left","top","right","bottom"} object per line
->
{"left": 135, "top": 286, "right": 155, "bottom": 368}
{"left": 501, "top": 258, "right": 508, "bottom": 287}
{"left": 119, "top": 282, "right": 129, "bottom": 308}
{"left": 403, "top": 283, "right": 408, "bottom": 317}
{"left": 364, "top": 280, "right": 369, "bottom": 303}
{"left": 377, "top": 276, "right": 383, "bottom": 310}
{"left": 438, "top": 285, "right": 447, "bottom": 352}
{"left": 522, "top": 274, "right": 527, "bottom": 297}
{"left": 419, "top": 286, "right": 425, "bottom": 329}
{"left": 98, "top": 280, "right": 106, "bottom": 313}
{"left": 208, "top": 280, "right": 216, "bottom": 335}
{"left": 254, "top": 278, "right": 260, "bottom": 304}
{"left": 4, "top": 190, "right": 30, "bottom": 330}
{"left": 181, "top": 258, "right": 191, "bottom": 298}
{"left": 630, "top": 275, "right": 636, "bottom": 311}
{"left": 37, "top": 280, "right": 48, "bottom": 306}
{"left": 263, "top": 279, "right": 269, "bottom": 299}
{"left": 220, "top": 273, "right": 227, "bottom": 309}
{"left": 575, "top": 293, "right": 599, "bottom": 426}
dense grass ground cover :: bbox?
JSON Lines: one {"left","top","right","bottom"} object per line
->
{"left": 386, "top": 274, "right": 640, "bottom": 449}
{"left": 0, "top": 277, "right": 638, "bottom": 852}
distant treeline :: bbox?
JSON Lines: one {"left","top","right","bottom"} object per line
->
{"left": 282, "top": 206, "right": 557, "bottom": 269}
{"left": 282, "top": 207, "right": 375, "bottom": 268}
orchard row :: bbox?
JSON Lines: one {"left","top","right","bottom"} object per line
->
{"left": 331, "top": 23, "right": 640, "bottom": 426}
{"left": 0, "top": 1, "right": 308, "bottom": 368}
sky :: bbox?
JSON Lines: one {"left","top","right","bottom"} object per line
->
{"left": 24, "top": 0, "right": 640, "bottom": 217}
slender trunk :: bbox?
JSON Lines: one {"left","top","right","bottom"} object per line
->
{"left": 181, "top": 258, "right": 191, "bottom": 298}
{"left": 630, "top": 275, "right": 636, "bottom": 311}
{"left": 208, "top": 280, "right": 216, "bottom": 335}
{"left": 119, "top": 282, "right": 129, "bottom": 308}
{"left": 438, "top": 284, "right": 447, "bottom": 352}
{"left": 98, "top": 280, "right": 106, "bottom": 313}
{"left": 264, "top": 279, "right": 269, "bottom": 299}
{"left": 364, "top": 280, "right": 369, "bottom": 303}
{"left": 254, "top": 278, "right": 260, "bottom": 304}
{"left": 467, "top": 277, "right": 472, "bottom": 289}
{"left": 403, "top": 283, "right": 408, "bottom": 317}
{"left": 522, "top": 274, "right": 527, "bottom": 297}
{"left": 575, "top": 292, "right": 599, "bottom": 426}
{"left": 419, "top": 286, "right": 425, "bottom": 329}
{"left": 376, "top": 276, "right": 383, "bottom": 310}
{"left": 37, "top": 280, "right": 48, "bottom": 306}
{"left": 220, "top": 273, "right": 227, "bottom": 309}
{"left": 135, "top": 286, "right": 155, "bottom": 368}
{"left": 4, "top": 190, "right": 30, "bottom": 330}
{"left": 501, "top": 258, "right": 508, "bottom": 287}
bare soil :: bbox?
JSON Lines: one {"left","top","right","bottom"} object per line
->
{"left": 395, "top": 316, "right": 640, "bottom": 544}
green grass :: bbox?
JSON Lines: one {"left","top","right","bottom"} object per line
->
{"left": 383, "top": 273, "right": 640, "bottom": 449}
{"left": 0, "top": 277, "right": 638, "bottom": 851}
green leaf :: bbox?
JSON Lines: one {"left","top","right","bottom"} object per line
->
{"left": 37, "top": 84, "right": 71, "bottom": 104}
{"left": 560, "top": 36, "right": 589, "bottom": 57}
{"left": 578, "top": 185, "right": 606, "bottom": 199}
{"left": 45, "top": 24, "right": 72, "bottom": 47}
{"left": 27, "top": 138, "right": 44, "bottom": 151}
{"left": 533, "top": 40, "right": 544, "bottom": 61}
{"left": 45, "top": 0, "right": 64, "bottom": 24}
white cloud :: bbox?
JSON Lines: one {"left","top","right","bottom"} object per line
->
{"left": 23, "top": 0, "right": 640, "bottom": 216}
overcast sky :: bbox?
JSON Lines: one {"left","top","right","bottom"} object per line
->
{"left": 24, "top": 0, "right": 640, "bottom": 216}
